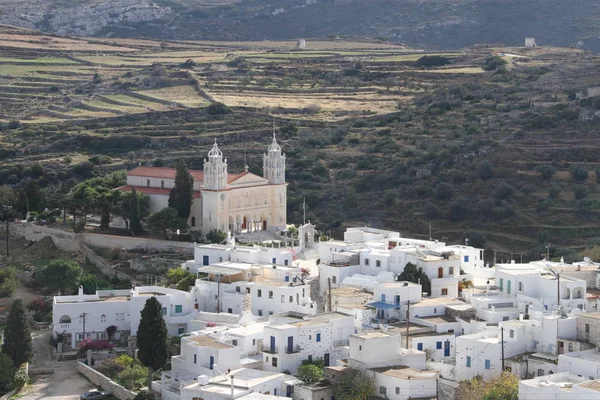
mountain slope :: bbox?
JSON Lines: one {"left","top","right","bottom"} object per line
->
{"left": 1, "top": 0, "right": 600, "bottom": 52}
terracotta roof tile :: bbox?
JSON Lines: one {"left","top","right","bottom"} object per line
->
{"left": 128, "top": 166, "right": 205, "bottom": 182}
{"left": 117, "top": 185, "right": 201, "bottom": 198}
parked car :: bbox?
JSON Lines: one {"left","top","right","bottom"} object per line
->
{"left": 80, "top": 390, "right": 111, "bottom": 400}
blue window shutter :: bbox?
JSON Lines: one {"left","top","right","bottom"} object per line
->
{"left": 417, "top": 343, "right": 423, "bottom": 351}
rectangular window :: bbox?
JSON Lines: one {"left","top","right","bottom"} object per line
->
{"left": 507, "top": 280, "right": 512, "bottom": 294}
{"left": 466, "top": 356, "right": 471, "bottom": 367}
{"left": 485, "top": 359, "right": 491, "bottom": 370}
{"left": 585, "top": 323, "right": 590, "bottom": 333}
{"left": 236, "top": 286, "right": 240, "bottom": 293}
{"left": 316, "top": 333, "right": 321, "bottom": 342}
{"left": 464, "top": 255, "right": 469, "bottom": 262}
{"left": 269, "top": 291, "right": 273, "bottom": 299}
{"left": 284, "top": 260, "right": 289, "bottom": 266}
{"left": 258, "top": 309, "right": 263, "bottom": 316}
{"left": 332, "top": 276, "right": 337, "bottom": 284}
{"left": 449, "top": 266, "right": 454, "bottom": 275}
{"left": 272, "top": 357, "right": 278, "bottom": 367}
{"left": 379, "top": 386, "right": 386, "bottom": 395}
{"left": 232, "top": 340, "right": 238, "bottom": 346}
{"left": 227, "top": 308, "right": 232, "bottom": 314}
{"left": 175, "top": 305, "right": 183, "bottom": 313}
{"left": 417, "top": 343, "right": 423, "bottom": 351}
{"left": 538, "top": 369, "right": 544, "bottom": 376}
{"left": 441, "top": 288, "right": 448, "bottom": 296}
{"left": 519, "top": 282, "right": 523, "bottom": 291}
{"left": 509, "top": 330, "right": 514, "bottom": 339}
{"left": 161, "top": 307, "right": 167, "bottom": 316}
{"left": 246, "top": 287, "right": 250, "bottom": 294}
{"left": 436, "top": 342, "right": 442, "bottom": 349}
{"left": 499, "top": 278, "right": 504, "bottom": 290}
{"left": 258, "top": 289, "right": 262, "bottom": 297}
{"left": 272, "top": 257, "right": 277, "bottom": 264}
{"left": 194, "top": 354, "right": 197, "bottom": 364}
{"left": 364, "top": 258, "right": 369, "bottom": 266}
{"left": 376, "top": 260, "right": 381, "bottom": 268}
{"left": 395, "top": 387, "right": 400, "bottom": 395}
{"left": 568, "top": 343, "right": 573, "bottom": 352}
{"left": 281, "top": 295, "right": 285, "bottom": 303}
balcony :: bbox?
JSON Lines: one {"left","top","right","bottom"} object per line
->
{"left": 333, "top": 339, "right": 350, "bottom": 347}
{"left": 262, "top": 346, "right": 279, "bottom": 354}
{"left": 285, "top": 345, "right": 302, "bottom": 354}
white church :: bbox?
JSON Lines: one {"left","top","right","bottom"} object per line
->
{"left": 117, "top": 134, "right": 287, "bottom": 235}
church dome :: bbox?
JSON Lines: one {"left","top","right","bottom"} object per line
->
{"left": 268, "top": 133, "right": 281, "bottom": 153}
{"left": 208, "top": 138, "right": 223, "bottom": 158}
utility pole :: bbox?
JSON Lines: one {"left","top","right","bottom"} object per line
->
{"left": 501, "top": 327, "right": 505, "bottom": 371}
{"left": 217, "top": 274, "right": 221, "bottom": 313}
{"left": 405, "top": 301, "right": 412, "bottom": 348}
{"left": 327, "top": 277, "right": 332, "bottom": 312}
{"left": 80, "top": 312, "right": 88, "bottom": 342}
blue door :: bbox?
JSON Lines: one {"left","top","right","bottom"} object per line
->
{"left": 270, "top": 336, "right": 276, "bottom": 352}
{"left": 287, "top": 336, "right": 293, "bottom": 352}
{"left": 381, "top": 294, "right": 386, "bottom": 302}
{"left": 394, "top": 295, "right": 400, "bottom": 306}
{"left": 203, "top": 255, "right": 209, "bottom": 266}
{"left": 209, "top": 356, "right": 214, "bottom": 369}
{"left": 444, "top": 341, "right": 450, "bottom": 357}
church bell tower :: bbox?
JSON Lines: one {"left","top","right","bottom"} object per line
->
{"left": 204, "top": 139, "right": 228, "bottom": 190}
{"left": 263, "top": 133, "right": 286, "bottom": 184}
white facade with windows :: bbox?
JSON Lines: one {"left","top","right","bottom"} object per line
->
{"left": 193, "top": 263, "right": 315, "bottom": 316}
{"left": 184, "top": 241, "right": 293, "bottom": 274}
{"left": 262, "top": 312, "right": 355, "bottom": 374}
{"left": 53, "top": 286, "right": 195, "bottom": 348}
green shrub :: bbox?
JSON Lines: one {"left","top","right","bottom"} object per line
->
{"left": 536, "top": 164, "right": 556, "bottom": 180}
{"left": 206, "top": 102, "right": 232, "bottom": 115}
{"left": 569, "top": 165, "right": 589, "bottom": 182}
{"left": 574, "top": 185, "right": 590, "bottom": 200}
{"left": 483, "top": 56, "right": 507, "bottom": 71}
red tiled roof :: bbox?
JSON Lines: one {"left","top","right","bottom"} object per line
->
{"left": 128, "top": 166, "right": 205, "bottom": 182}
{"left": 128, "top": 166, "right": 256, "bottom": 185}
{"left": 227, "top": 171, "right": 250, "bottom": 184}
{"left": 117, "top": 185, "right": 201, "bottom": 198}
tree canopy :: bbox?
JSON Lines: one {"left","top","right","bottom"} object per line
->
{"left": 398, "top": 262, "right": 431, "bottom": 295}
{"left": 146, "top": 207, "right": 189, "bottom": 239}
{"left": 168, "top": 159, "right": 194, "bottom": 220}
{"left": 456, "top": 372, "right": 518, "bottom": 400}
{"left": 2, "top": 299, "right": 33, "bottom": 367}
{"left": 333, "top": 368, "right": 375, "bottom": 400}
{"left": 136, "top": 297, "right": 169, "bottom": 389}
{"left": 34, "top": 259, "right": 83, "bottom": 294}
{"left": 297, "top": 363, "right": 324, "bottom": 383}
{"left": 0, "top": 353, "right": 15, "bottom": 393}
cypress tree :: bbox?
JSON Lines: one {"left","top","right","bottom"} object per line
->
{"left": 136, "top": 297, "right": 168, "bottom": 390}
{"left": 130, "top": 188, "right": 143, "bottom": 235}
{"left": 15, "top": 189, "right": 28, "bottom": 219}
{"left": 168, "top": 160, "right": 194, "bottom": 220}
{"left": 2, "top": 299, "right": 33, "bottom": 367}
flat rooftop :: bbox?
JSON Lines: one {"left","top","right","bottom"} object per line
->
{"left": 370, "top": 366, "right": 437, "bottom": 380}
{"left": 188, "top": 335, "right": 233, "bottom": 349}
{"left": 417, "top": 315, "right": 456, "bottom": 324}
{"left": 577, "top": 381, "right": 600, "bottom": 392}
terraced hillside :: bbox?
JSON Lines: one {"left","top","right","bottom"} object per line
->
{"left": 1, "top": 25, "right": 600, "bottom": 261}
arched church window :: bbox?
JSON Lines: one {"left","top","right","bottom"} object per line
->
{"left": 101, "top": 314, "right": 106, "bottom": 323}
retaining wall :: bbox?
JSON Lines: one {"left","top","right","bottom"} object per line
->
{"left": 76, "top": 362, "right": 136, "bottom": 400}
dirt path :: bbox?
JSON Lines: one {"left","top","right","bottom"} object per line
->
{"left": 18, "top": 330, "right": 95, "bottom": 400}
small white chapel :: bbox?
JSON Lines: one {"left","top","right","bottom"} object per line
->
{"left": 117, "top": 134, "right": 287, "bottom": 234}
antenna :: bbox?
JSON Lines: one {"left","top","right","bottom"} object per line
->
{"left": 244, "top": 147, "right": 248, "bottom": 172}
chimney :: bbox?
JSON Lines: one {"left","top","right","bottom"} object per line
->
{"left": 78, "top": 285, "right": 84, "bottom": 302}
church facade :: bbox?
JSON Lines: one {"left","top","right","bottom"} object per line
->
{"left": 117, "top": 135, "right": 287, "bottom": 235}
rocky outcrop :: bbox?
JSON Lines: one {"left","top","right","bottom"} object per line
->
{"left": 0, "top": 0, "right": 172, "bottom": 36}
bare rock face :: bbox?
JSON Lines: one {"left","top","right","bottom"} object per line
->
{"left": 0, "top": 0, "right": 173, "bottom": 36}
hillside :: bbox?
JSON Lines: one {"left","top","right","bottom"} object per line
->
{"left": 1, "top": 25, "right": 600, "bottom": 262}
{"left": 0, "top": 0, "right": 600, "bottom": 52}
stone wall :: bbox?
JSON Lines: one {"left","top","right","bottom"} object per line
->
{"left": 10, "top": 222, "right": 195, "bottom": 253}
{"left": 76, "top": 362, "right": 137, "bottom": 400}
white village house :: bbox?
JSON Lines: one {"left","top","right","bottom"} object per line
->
{"left": 53, "top": 286, "right": 196, "bottom": 349}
